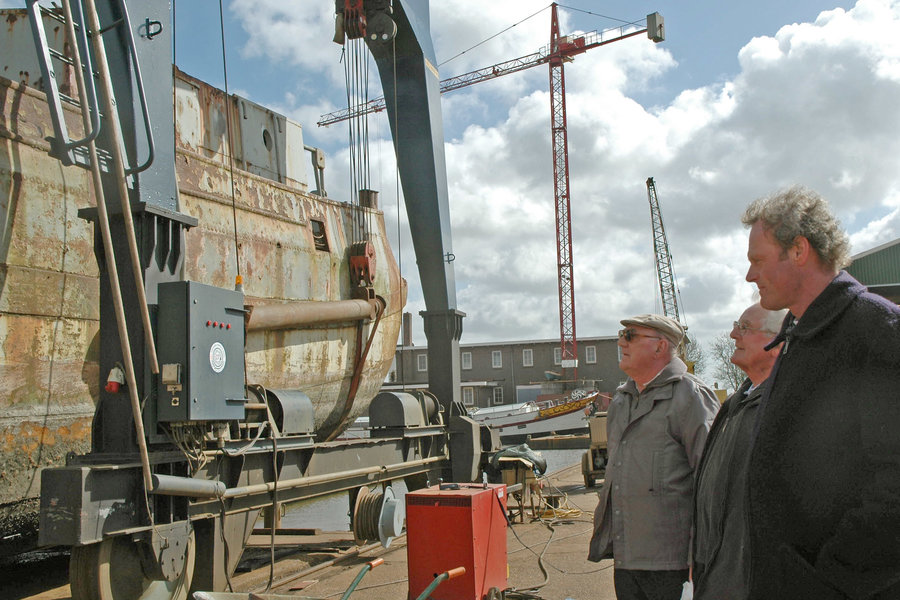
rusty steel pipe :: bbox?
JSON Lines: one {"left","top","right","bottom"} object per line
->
{"left": 246, "top": 298, "right": 382, "bottom": 331}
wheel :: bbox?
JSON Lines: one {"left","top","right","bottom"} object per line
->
{"left": 70, "top": 530, "right": 195, "bottom": 600}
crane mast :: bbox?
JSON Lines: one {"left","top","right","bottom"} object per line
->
{"left": 646, "top": 177, "right": 681, "bottom": 323}
{"left": 549, "top": 4, "right": 578, "bottom": 376}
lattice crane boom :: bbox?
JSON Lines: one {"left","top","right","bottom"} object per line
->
{"left": 646, "top": 177, "right": 682, "bottom": 324}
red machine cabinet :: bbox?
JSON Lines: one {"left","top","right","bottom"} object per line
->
{"left": 405, "top": 483, "right": 508, "bottom": 600}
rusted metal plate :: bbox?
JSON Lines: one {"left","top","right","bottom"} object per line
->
{"left": 0, "top": 60, "right": 408, "bottom": 539}
{"left": 0, "top": 70, "right": 100, "bottom": 540}
{"left": 174, "top": 70, "right": 405, "bottom": 438}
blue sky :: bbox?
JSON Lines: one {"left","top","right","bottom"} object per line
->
{"left": 9, "top": 0, "right": 898, "bottom": 385}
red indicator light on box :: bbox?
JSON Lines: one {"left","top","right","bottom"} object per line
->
{"left": 206, "top": 320, "right": 211, "bottom": 327}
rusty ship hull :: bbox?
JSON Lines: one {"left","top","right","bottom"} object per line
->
{"left": 0, "top": 17, "right": 404, "bottom": 552}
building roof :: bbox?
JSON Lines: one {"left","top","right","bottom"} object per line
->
{"left": 847, "top": 237, "right": 900, "bottom": 303}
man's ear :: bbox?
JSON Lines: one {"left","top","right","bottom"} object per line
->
{"left": 790, "top": 236, "right": 812, "bottom": 266}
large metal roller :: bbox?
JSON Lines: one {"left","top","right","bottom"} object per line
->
{"left": 245, "top": 299, "right": 381, "bottom": 331}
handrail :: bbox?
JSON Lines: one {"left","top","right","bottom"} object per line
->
{"left": 113, "top": 0, "right": 155, "bottom": 175}
{"left": 26, "top": 0, "right": 101, "bottom": 164}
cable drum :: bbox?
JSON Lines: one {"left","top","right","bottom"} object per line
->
{"left": 353, "top": 485, "right": 405, "bottom": 549}
{"left": 353, "top": 486, "right": 384, "bottom": 544}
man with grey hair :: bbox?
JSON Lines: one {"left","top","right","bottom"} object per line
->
{"left": 588, "top": 314, "right": 719, "bottom": 600}
{"left": 742, "top": 186, "right": 900, "bottom": 599}
{"left": 692, "top": 302, "right": 786, "bottom": 599}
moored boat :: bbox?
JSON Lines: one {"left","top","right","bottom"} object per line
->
{"left": 470, "top": 390, "right": 606, "bottom": 444}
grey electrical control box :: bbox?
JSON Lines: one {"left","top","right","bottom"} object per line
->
{"left": 156, "top": 281, "right": 246, "bottom": 422}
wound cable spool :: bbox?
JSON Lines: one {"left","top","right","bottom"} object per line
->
{"left": 353, "top": 486, "right": 384, "bottom": 545}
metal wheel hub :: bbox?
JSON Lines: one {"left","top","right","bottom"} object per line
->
{"left": 150, "top": 522, "right": 193, "bottom": 582}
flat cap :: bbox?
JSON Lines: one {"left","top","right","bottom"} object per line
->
{"left": 620, "top": 313, "right": 684, "bottom": 346}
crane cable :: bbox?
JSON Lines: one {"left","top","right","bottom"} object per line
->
{"left": 343, "top": 37, "right": 372, "bottom": 245}
{"left": 438, "top": 4, "right": 549, "bottom": 68}
{"left": 556, "top": 4, "right": 644, "bottom": 27}
{"left": 217, "top": 0, "right": 243, "bottom": 289}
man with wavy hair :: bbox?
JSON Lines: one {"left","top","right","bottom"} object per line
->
{"left": 742, "top": 186, "right": 900, "bottom": 600}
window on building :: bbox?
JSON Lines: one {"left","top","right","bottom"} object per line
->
{"left": 417, "top": 353, "right": 427, "bottom": 372}
{"left": 463, "top": 387, "right": 474, "bottom": 406}
{"left": 585, "top": 345, "right": 597, "bottom": 364}
{"left": 461, "top": 351, "right": 472, "bottom": 370}
{"left": 493, "top": 387, "right": 503, "bottom": 404}
{"left": 522, "top": 348, "right": 533, "bottom": 367}
{"left": 492, "top": 350, "right": 502, "bottom": 369}
{"left": 553, "top": 347, "right": 562, "bottom": 366}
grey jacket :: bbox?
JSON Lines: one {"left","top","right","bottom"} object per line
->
{"left": 588, "top": 358, "right": 719, "bottom": 569}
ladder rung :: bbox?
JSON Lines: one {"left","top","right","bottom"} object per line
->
{"left": 38, "top": 6, "right": 67, "bottom": 25}
{"left": 48, "top": 48, "right": 75, "bottom": 66}
{"left": 58, "top": 93, "right": 82, "bottom": 108}
{"left": 47, "top": 49, "right": 101, "bottom": 81}
{"left": 37, "top": 5, "right": 84, "bottom": 32}
{"left": 57, "top": 93, "right": 103, "bottom": 120}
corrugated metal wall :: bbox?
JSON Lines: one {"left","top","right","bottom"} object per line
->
{"left": 848, "top": 239, "right": 900, "bottom": 286}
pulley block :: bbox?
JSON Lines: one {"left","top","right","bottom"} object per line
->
{"left": 350, "top": 240, "right": 376, "bottom": 287}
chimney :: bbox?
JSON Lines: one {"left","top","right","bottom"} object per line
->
{"left": 402, "top": 312, "right": 413, "bottom": 346}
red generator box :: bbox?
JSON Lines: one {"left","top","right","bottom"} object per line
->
{"left": 405, "top": 484, "right": 508, "bottom": 600}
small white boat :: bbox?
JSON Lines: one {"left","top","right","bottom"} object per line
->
{"left": 470, "top": 390, "right": 605, "bottom": 444}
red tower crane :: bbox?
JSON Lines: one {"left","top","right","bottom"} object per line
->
{"left": 320, "top": 6, "right": 665, "bottom": 380}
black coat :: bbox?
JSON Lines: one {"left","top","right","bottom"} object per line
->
{"left": 746, "top": 272, "right": 900, "bottom": 600}
{"left": 693, "top": 378, "right": 764, "bottom": 599}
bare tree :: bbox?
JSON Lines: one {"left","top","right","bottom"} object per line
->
{"left": 682, "top": 333, "right": 706, "bottom": 376}
{"left": 708, "top": 332, "right": 745, "bottom": 392}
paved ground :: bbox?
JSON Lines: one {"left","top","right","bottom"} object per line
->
{"left": 10, "top": 463, "right": 617, "bottom": 600}
{"left": 233, "top": 462, "right": 616, "bottom": 600}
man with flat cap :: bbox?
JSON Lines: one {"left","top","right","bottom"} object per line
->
{"left": 589, "top": 314, "right": 719, "bottom": 600}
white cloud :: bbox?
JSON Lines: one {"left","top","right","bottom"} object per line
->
{"left": 229, "top": 0, "right": 900, "bottom": 381}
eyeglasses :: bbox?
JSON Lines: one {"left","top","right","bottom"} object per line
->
{"left": 732, "top": 321, "right": 774, "bottom": 336}
{"left": 618, "top": 328, "right": 663, "bottom": 342}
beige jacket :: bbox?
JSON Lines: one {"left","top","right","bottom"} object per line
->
{"left": 588, "top": 358, "right": 718, "bottom": 569}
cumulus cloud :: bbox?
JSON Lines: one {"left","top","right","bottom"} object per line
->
{"left": 225, "top": 0, "right": 900, "bottom": 383}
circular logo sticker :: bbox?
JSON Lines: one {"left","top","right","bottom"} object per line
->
{"left": 209, "top": 342, "right": 226, "bottom": 373}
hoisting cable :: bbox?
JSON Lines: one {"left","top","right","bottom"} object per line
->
{"left": 344, "top": 38, "right": 369, "bottom": 246}
{"left": 437, "top": 4, "right": 550, "bottom": 68}
{"left": 218, "top": 0, "right": 243, "bottom": 291}
{"left": 556, "top": 4, "right": 643, "bottom": 27}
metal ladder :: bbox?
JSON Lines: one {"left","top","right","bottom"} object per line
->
{"left": 26, "top": 0, "right": 161, "bottom": 490}
{"left": 26, "top": 0, "right": 155, "bottom": 173}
